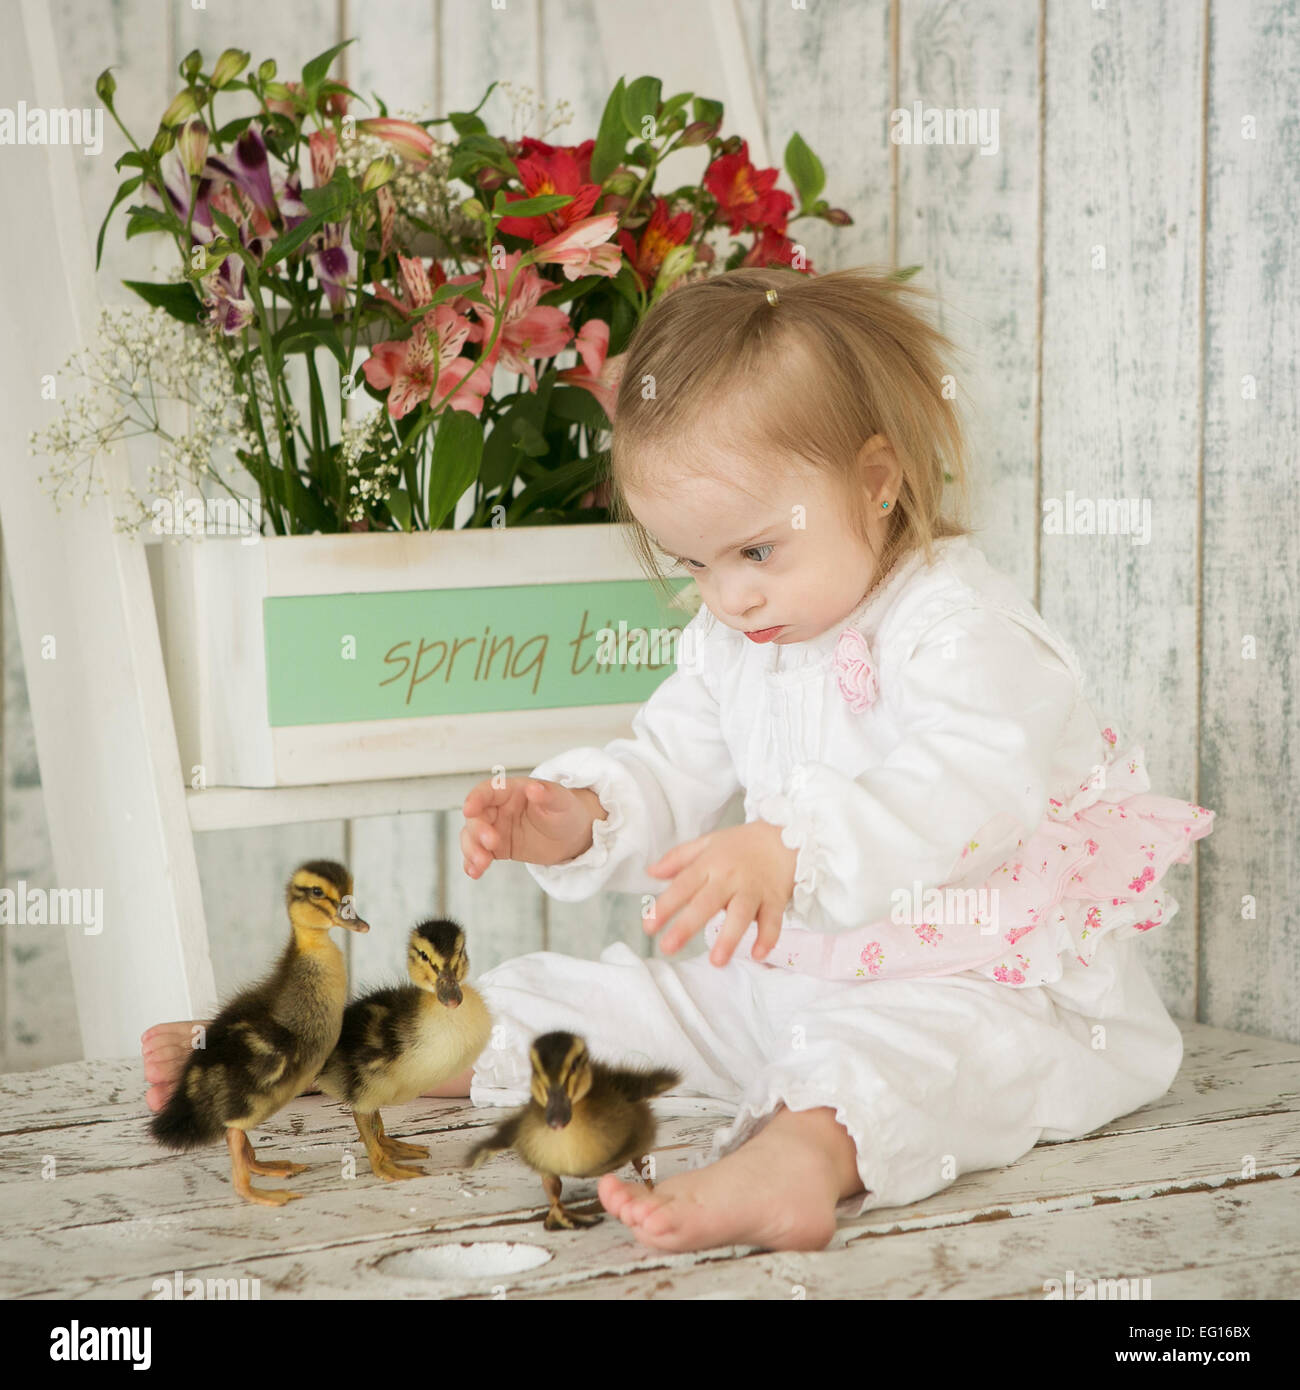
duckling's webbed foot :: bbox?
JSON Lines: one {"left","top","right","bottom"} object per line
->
{"left": 381, "top": 1138, "right": 431, "bottom": 1160}
{"left": 542, "top": 1173, "right": 602, "bottom": 1230}
{"left": 374, "top": 1113, "right": 430, "bottom": 1159}
{"left": 241, "top": 1131, "right": 309, "bottom": 1178}
{"left": 228, "top": 1129, "right": 305, "bottom": 1207}
{"left": 355, "top": 1110, "right": 426, "bottom": 1180}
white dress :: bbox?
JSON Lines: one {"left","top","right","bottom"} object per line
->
{"left": 469, "top": 535, "right": 1215, "bottom": 1214}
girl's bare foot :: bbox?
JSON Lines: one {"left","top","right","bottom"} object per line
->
{"left": 598, "top": 1104, "right": 864, "bottom": 1253}
{"left": 141, "top": 1021, "right": 208, "bottom": 1113}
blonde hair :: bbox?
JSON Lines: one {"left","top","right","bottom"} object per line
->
{"left": 607, "top": 265, "right": 974, "bottom": 606}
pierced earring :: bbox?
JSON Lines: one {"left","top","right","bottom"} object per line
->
{"left": 881, "top": 500, "right": 891, "bottom": 510}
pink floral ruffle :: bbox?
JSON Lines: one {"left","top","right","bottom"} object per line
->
{"left": 753, "top": 735, "right": 1215, "bottom": 988}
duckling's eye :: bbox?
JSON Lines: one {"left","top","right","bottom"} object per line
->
{"left": 311, "top": 886, "right": 323, "bottom": 897}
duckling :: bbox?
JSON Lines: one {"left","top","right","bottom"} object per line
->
{"left": 316, "top": 918, "right": 492, "bottom": 1181}
{"left": 467, "top": 1031, "right": 680, "bottom": 1230}
{"left": 148, "top": 860, "right": 369, "bottom": 1206}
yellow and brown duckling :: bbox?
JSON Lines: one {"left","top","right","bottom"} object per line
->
{"left": 316, "top": 918, "right": 491, "bottom": 1181}
{"left": 148, "top": 860, "right": 369, "bottom": 1206}
{"left": 467, "top": 1031, "right": 680, "bottom": 1230}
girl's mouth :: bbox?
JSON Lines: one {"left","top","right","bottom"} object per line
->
{"left": 744, "top": 626, "right": 785, "bottom": 643}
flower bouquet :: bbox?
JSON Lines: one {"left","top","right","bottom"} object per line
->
{"left": 32, "top": 40, "right": 860, "bottom": 538}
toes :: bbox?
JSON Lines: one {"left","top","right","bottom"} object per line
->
{"left": 144, "top": 1082, "right": 175, "bottom": 1114}
{"left": 143, "top": 1055, "right": 180, "bottom": 1083}
{"left": 597, "top": 1173, "right": 636, "bottom": 1218}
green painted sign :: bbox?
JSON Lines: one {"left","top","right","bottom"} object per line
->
{"left": 263, "top": 578, "right": 693, "bottom": 726}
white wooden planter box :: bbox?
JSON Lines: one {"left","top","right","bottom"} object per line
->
{"left": 150, "top": 524, "right": 694, "bottom": 789}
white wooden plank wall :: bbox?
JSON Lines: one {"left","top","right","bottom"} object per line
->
{"left": 2, "top": 0, "right": 1294, "bottom": 1068}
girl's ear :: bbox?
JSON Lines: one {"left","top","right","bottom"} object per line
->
{"left": 857, "top": 435, "right": 901, "bottom": 497}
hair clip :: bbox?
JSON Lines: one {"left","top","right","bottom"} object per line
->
{"left": 765, "top": 288, "right": 779, "bottom": 306}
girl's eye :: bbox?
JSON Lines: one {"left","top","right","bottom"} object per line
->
{"left": 674, "top": 544, "right": 772, "bottom": 569}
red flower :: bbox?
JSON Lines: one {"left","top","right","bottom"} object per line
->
{"left": 617, "top": 197, "right": 694, "bottom": 291}
{"left": 704, "top": 140, "right": 794, "bottom": 234}
{"left": 742, "top": 225, "right": 812, "bottom": 273}
{"left": 497, "top": 137, "right": 602, "bottom": 244}
{"left": 558, "top": 319, "right": 626, "bottom": 421}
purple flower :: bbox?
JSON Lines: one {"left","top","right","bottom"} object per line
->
{"left": 310, "top": 221, "right": 357, "bottom": 315}
{"left": 206, "top": 127, "right": 279, "bottom": 223}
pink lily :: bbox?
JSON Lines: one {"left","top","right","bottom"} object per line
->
{"left": 530, "top": 213, "right": 621, "bottom": 281}
{"left": 557, "top": 319, "right": 625, "bottom": 421}
{"left": 363, "top": 297, "right": 488, "bottom": 419}
{"left": 356, "top": 117, "right": 434, "bottom": 165}
{"left": 309, "top": 129, "right": 338, "bottom": 188}
{"left": 469, "top": 251, "right": 573, "bottom": 391}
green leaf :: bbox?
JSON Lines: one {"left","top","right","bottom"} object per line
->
{"left": 386, "top": 487, "right": 412, "bottom": 531}
{"left": 427, "top": 410, "right": 484, "bottom": 529}
{"left": 609, "top": 263, "right": 643, "bottom": 311}
{"left": 514, "top": 418, "right": 548, "bottom": 457}
{"left": 608, "top": 291, "right": 637, "bottom": 355}
{"left": 209, "top": 205, "right": 241, "bottom": 244}
{"left": 590, "top": 77, "right": 628, "bottom": 183}
{"left": 215, "top": 115, "right": 256, "bottom": 144}
{"left": 506, "top": 454, "right": 602, "bottom": 523}
{"left": 446, "top": 81, "right": 498, "bottom": 132}
{"left": 692, "top": 96, "right": 723, "bottom": 127}
{"left": 301, "top": 168, "right": 356, "bottom": 220}
{"left": 449, "top": 110, "right": 487, "bottom": 137}
{"left": 114, "top": 151, "right": 148, "bottom": 172}
{"left": 548, "top": 386, "right": 609, "bottom": 431}
{"left": 95, "top": 174, "right": 144, "bottom": 270}
{"left": 318, "top": 79, "right": 363, "bottom": 106}
{"left": 784, "top": 131, "right": 824, "bottom": 208}
{"left": 492, "top": 190, "right": 575, "bottom": 220}
{"left": 301, "top": 39, "right": 355, "bottom": 94}
{"left": 890, "top": 264, "right": 922, "bottom": 283}
{"left": 275, "top": 318, "right": 347, "bottom": 368}
{"left": 537, "top": 274, "right": 603, "bottom": 307}
{"left": 124, "top": 204, "right": 178, "bottom": 241}
{"left": 621, "top": 75, "right": 662, "bottom": 139}
{"left": 659, "top": 91, "right": 694, "bottom": 120}
{"left": 447, "top": 132, "right": 518, "bottom": 184}
{"left": 262, "top": 211, "right": 326, "bottom": 268}
{"left": 122, "top": 278, "right": 203, "bottom": 324}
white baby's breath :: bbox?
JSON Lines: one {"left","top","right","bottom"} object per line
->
{"left": 27, "top": 305, "right": 271, "bottom": 536}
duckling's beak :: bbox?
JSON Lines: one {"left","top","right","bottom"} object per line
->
{"left": 435, "top": 974, "right": 462, "bottom": 1007}
{"left": 544, "top": 1089, "right": 571, "bottom": 1130}
{"left": 333, "top": 909, "right": 369, "bottom": 933}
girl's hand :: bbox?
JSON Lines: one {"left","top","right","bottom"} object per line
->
{"left": 645, "top": 821, "right": 797, "bottom": 966}
{"left": 461, "top": 778, "right": 606, "bottom": 877}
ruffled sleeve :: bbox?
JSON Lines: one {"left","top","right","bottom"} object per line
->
{"left": 524, "top": 605, "right": 741, "bottom": 902}
{"left": 755, "top": 605, "right": 1080, "bottom": 941}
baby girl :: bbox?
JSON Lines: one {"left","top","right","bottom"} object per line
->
{"left": 145, "top": 265, "right": 1214, "bottom": 1255}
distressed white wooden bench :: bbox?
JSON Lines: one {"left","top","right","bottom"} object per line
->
{"left": 2, "top": 1019, "right": 1296, "bottom": 1300}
